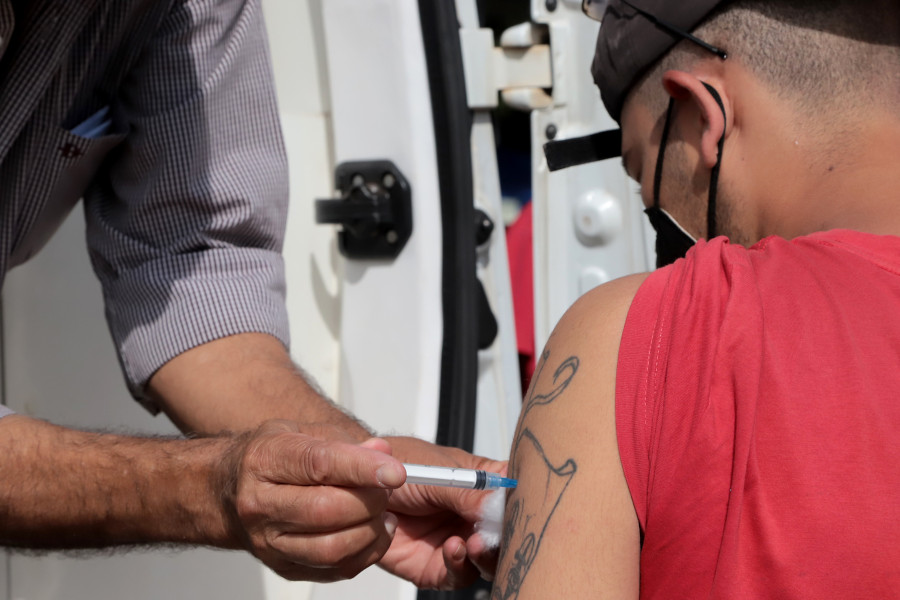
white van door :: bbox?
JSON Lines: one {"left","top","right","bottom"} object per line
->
{"left": 308, "top": 1, "right": 653, "bottom": 600}
{"left": 0, "top": 1, "right": 652, "bottom": 599}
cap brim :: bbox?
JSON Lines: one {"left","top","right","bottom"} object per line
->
{"left": 543, "top": 129, "right": 622, "bottom": 172}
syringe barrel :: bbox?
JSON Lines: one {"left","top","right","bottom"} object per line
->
{"left": 403, "top": 464, "right": 481, "bottom": 488}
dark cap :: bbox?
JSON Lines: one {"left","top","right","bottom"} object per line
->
{"left": 592, "top": 0, "right": 725, "bottom": 122}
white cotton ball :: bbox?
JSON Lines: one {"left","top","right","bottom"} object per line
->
{"left": 475, "top": 488, "right": 508, "bottom": 549}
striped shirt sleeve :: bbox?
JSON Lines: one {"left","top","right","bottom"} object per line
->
{"left": 82, "top": 0, "right": 290, "bottom": 413}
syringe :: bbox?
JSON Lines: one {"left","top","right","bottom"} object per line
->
{"left": 402, "top": 463, "right": 517, "bottom": 490}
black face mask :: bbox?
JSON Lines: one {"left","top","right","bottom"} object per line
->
{"left": 644, "top": 205, "right": 697, "bottom": 269}
{"left": 645, "top": 83, "right": 727, "bottom": 268}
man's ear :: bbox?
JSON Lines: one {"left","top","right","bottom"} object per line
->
{"left": 661, "top": 70, "right": 729, "bottom": 169}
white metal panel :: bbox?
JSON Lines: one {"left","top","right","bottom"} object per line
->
{"left": 320, "top": 0, "right": 443, "bottom": 447}
{"left": 310, "top": 1, "right": 443, "bottom": 599}
{"left": 530, "top": 0, "right": 654, "bottom": 351}
{"left": 10, "top": 552, "right": 267, "bottom": 600}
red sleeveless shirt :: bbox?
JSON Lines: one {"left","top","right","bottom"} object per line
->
{"left": 617, "top": 231, "right": 900, "bottom": 599}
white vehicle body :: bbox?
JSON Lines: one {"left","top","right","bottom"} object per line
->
{"left": 0, "top": 1, "right": 652, "bottom": 598}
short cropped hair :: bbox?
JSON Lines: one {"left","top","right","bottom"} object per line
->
{"left": 631, "top": 0, "right": 900, "bottom": 119}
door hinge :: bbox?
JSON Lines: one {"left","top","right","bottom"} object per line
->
{"left": 315, "top": 160, "right": 413, "bottom": 259}
{"left": 459, "top": 22, "right": 553, "bottom": 111}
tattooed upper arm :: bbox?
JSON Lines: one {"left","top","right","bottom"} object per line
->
{"left": 492, "top": 274, "right": 648, "bottom": 600}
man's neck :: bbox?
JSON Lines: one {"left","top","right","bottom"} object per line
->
{"left": 758, "top": 114, "right": 900, "bottom": 240}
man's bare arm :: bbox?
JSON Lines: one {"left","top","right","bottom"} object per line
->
{"left": 492, "top": 274, "right": 647, "bottom": 599}
{"left": 0, "top": 414, "right": 405, "bottom": 582}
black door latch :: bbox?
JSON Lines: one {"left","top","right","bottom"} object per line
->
{"left": 315, "top": 160, "right": 413, "bottom": 259}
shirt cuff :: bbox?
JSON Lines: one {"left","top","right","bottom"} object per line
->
{"left": 100, "top": 248, "right": 290, "bottom": 413}
{"left": 0, "top": 406, "right": 15, "bottom": 419}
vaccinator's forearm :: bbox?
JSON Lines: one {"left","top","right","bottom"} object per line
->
{"left": 147, "top": 333, "right": 371, "bottom": 439}
{"left": 0, "top": 415, "right": 237, "bottom": 550}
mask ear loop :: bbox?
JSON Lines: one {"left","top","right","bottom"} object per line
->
{"left": 701, "top": 82, "right": 726, "bottom": 239}
{"left": 652, "top": 98, "right": 676, "bottom": 210}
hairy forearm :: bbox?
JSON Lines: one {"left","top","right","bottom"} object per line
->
{"left": 0, "top": 415, "right": 236, "bottom": 550}
{"left": 147, "top": 333, "right": 370, "bottom": 439}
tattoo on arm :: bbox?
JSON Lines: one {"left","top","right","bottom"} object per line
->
{"left": 521, "top": 354, "right": 580, "bottom": 420}
{"left": 492, "top": 350, "right": 580, "bottom": 600}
